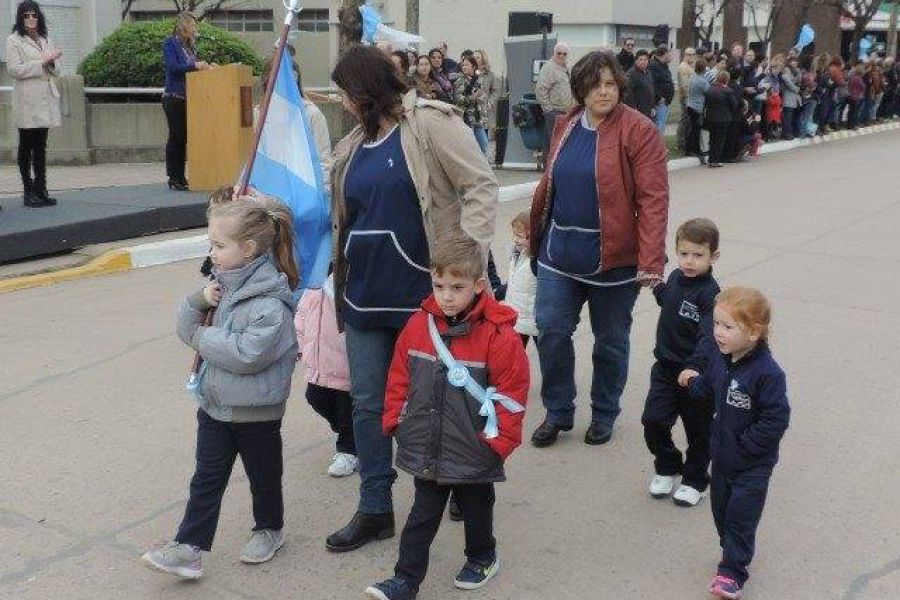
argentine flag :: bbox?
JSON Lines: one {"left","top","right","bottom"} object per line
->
{"left": 249, "top": 48, "right": 330, "bottom": 293}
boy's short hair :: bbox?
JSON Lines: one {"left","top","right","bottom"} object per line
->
{"left": 676, "top": 218, "right": 719, "bottom": 253}
{"left": 430, "top": 235, "right": 484, "bottom": 280}
{"left": 510, "top": 211, "right": 529, "bottom": 230}
{"left": 208, "top": 185, "right": 235, "bottom": 207}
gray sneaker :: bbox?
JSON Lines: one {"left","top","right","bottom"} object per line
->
{"left": 240, "top": 529, "right": 285, "bottom": 564}
{"left": 140, "top": 541, "right": 202, "bottom": 579}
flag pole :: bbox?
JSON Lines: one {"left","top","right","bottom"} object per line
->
{"left": 237, "top": 0, "right": 302, "bottom": 195}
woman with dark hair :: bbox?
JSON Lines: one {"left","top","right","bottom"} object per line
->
{"left": 390, "top": 50, "right": 411, "bottom": 83}
{"left": 411, "top": 54, "right": 444, "bottom": 101}
{"left": 529, "top": 50, "right": 669, "bottom": 448}
{"left": 325, "top": 45, "right": 497, "bottom": 555}
{"left": 428, "top": 47, "right": 454, "bottom": 102}
{"left": 704, "top": 70, "right": 737, "bottom": 167}
{"left": 162, "top": 12, "right": 212, "bottom": 191}
{"left": 454, "top": 56, "right": 489, "bottom": 154}
{"left": 6, "top": 0, "right": 61, "bottom": 208}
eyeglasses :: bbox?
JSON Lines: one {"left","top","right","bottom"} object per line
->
{"left": 23, "top": 12, "right": 38, "bottom": 18}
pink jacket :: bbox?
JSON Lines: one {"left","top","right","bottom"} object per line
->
{"left": 295, "top": 278, "right": 351, "bottom": 391}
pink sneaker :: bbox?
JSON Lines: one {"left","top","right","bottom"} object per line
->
{"left": 709, "top": 574, "right": 742, "bottom": 599}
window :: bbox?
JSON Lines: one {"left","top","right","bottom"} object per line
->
{"left": 207, "top": 10, "right": 274, "bottom": 33}
{"left": 296, "top": 9, "right": 329, "bottom": 33}
{"left": 130, "top": 11, "right": 177, "bottom": 22}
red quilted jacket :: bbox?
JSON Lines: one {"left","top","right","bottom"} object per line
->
{"left": 383, "top": 293, "right": 530, "bottom": 482}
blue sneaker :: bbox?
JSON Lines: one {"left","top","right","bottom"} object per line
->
{"left": 365, "top": 577, "right": 416, "bottom": 600}
{"left": 453, "top": 556, "right": 500, "bottom": 590}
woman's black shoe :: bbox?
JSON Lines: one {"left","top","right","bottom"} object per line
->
{"left": 325, "top": 511, "right": 395, "bottom": 553}
{"left": 531, "top": 420, "right": 572, "bottom": 447}
{"left": 36, "top": 188, "right": 57, "bottom": 206}
{"left": 24, "top": 187, "right": 44, "bottom": 208}
{"left": 584, "top": 422, "right": 613, "bottom": 445}
{"left": 168, "top": 179, "right": 189, "bottom": 191}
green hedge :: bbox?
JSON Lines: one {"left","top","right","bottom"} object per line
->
{"left": 78, "top": 20, "right": 263, "bottom": 88}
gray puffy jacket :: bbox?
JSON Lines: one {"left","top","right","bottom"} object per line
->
{"left": 177, "top": 254, "right": 298, "bottom": 423}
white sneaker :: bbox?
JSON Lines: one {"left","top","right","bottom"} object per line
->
{"left": 240, "top": 529, "right": 285, "bottom": 564}
{"left": 141, "top": 541, "right": 202, "bottom": 579}
{"left": 648, "top": 474, "right": 678, "bottom": 498}
{"left": 327, "top": 452, "right": 359, "bottom": 477}
{"left": 673, "top": 484, "right": 706, "bottom": 507}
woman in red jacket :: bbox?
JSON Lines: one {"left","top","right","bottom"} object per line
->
{"left": 528, "top": 50, "right": 669, "bottom": 448}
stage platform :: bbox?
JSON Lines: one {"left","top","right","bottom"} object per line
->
{"left": 0, "top": 184, "right": 208, "bottom": 264}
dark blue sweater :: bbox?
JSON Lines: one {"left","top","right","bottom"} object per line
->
{"left": 163, "top": 36, "right": 197, "bottom": 97}
{"left": 342, "top": 127, "right": 431, "bottom": 330}
{"left": 690, "top": 342, "right": 790, "bottom": 474}
{"left": 652, "top": 268, "right": 720, "bottom": 369}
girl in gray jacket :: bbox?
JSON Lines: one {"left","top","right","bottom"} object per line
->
{"left": 142, "top": 198, "right": 299, "bottom": 580}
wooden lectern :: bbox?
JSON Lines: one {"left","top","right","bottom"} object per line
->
{"left": 186, "top": 64, "right": 254, "bottom": 192}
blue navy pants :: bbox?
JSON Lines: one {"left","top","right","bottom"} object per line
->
{"left": 710, "top": 467, "right": 771, "bottom": 586}
{"left": 175, "top": 409, "right": 283, "bottom": 551}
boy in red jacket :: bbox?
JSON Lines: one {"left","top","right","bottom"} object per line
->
{"left": 365, "top": 236, "right": 530, "bottom": 600}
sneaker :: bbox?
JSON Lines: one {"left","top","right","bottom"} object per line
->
{"left": 328, "top": 452, "right": 359, "bottom": 477}
{"left": 710, "top": 574, "right": 743, "bottom": 599}
{"left": 672, "top": 484, "right": 706, "bottom": 507}
{"left": 453, "top": 556, "right": 500, "bottom": 590}
{"left": 365, "top": 576, "right": 416, "bottom": 600}
{"left": 140, "top": 541, "right": 202, "bottom": 579}
{"left": 240, "top": 529, "right": 285, "bottom": 564}
{"left": 648, "top": 475, "right": 677, "bottom": 498}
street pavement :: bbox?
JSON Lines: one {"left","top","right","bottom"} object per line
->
{"left": 2, "top": 132, "right": 899, "bottom": 600}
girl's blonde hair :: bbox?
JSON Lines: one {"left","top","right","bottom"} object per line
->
{"left": 716, "top": 286, "right": 771, "bottom": 342}
{"left": 208, "top": 198, "right": 299, "bottom": 289}
{"left": 174, "top": 12, "right": 197, "bottom": 50}
{"left": 510, "top": 211, "right": 529, "bottom": 231}
{"left": 475, "top": 48, "right": 491, "bottom": 71}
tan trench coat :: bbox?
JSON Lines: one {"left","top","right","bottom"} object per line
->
{"left": 5, "top": 33, "right": 61, "bottom": 129}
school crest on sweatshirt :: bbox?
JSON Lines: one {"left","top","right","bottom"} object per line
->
{"left": 726, "top": 379, "right": 752, "bottom": 410}
{"left": 678, "top": 300, "right": 700, "bottom": 323}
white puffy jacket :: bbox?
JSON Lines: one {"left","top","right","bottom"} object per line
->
{"left": 502, "top": 251, "right": 538, "bottom": 336}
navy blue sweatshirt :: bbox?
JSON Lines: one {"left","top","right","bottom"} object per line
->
{"left": 652, "top": 268, "right": 720, "bottom": 370}
{"left": 689, "top": 342, "right": 790, "bottom": 474}
{"left": 342, "top": 126, "right": 432, "bottom": 330}
{"left": 163, "top": 36, "right": 197, "bottom": 97}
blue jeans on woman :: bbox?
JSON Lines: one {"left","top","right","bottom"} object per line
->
{"left": 472, "top": 125, "right": 489, "bottom": 155}
{"left": 534, "top": 265, "right": 640, "bottom": 429}
{"left": 345, "top": 324, "right": 401, "bottom": 514}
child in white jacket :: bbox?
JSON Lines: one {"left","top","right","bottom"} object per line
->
{"left": 503, "top": 212, "right": 538, "bottom": 346}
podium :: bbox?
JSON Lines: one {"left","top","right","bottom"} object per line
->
{"left": 186, "top": 64, "right": 254, "bottom": 192}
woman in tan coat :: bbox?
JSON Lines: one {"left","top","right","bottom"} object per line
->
{"left": 6, "top": 0, "right": 61, "bottom": 207}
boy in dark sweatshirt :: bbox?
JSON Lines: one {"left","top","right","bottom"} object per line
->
{"left": 643, "top": 218, "right": 721, "bottom": 507}
{"left": 680, "top": 286, "right": 790, "bottom": 599}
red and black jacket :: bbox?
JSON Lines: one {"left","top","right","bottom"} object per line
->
{"left": 383, "top": 293, "right": 530, "bottom": 484}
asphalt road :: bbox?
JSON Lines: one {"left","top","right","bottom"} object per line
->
{"left": 2, "top": 131, "right": 899, "bottom": 600}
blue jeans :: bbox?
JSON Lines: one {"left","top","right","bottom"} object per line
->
{"left": 472, "top": 125, "right": 489, "bottom": 155}
{"left": 345, "top": 324, "right": 401, "bottom": 514}
{"left": 655, "top": 101, "right": 669, "bottom": 135}
{"left": 534, "top": 265, "right": 640, "bottom": 428}
{"left": 800, "top": 98, "right": 817, "bottom": 136}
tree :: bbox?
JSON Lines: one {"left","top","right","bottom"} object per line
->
{"left": 121, "top": 0, "right": 136, "bottom": 20}
{"left": 832, "top": 0, "right": 885, "bottom": 62}
{"left": 120, "top": 0, "right": 246, "bottom": 21}
{"left": 338, "top": 0, "right": 364, "bottom": 57}
{"left": 406, "top": 0, "right": 419, "bottom": 35}
{"left": 744, "top": 0, "right": 785, "bottom": 48}
{"left": 692, "top": 0, "right": 736, "bottom": 49}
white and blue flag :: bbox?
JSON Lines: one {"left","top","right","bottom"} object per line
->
{"left": 248, "top": 48, "right": 330, "bottom": 292}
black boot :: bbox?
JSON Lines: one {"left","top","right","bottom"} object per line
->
{"left": 325, "top": 511, "right": 394, "bottom": 553}
{"left": 34, "top": 180, "right": 57, "bottom": 206}
{"left": 531, "top": 420, "right": 572, "bottom": 448}
{"left": 23, "top": 178, "right": 43, "bottom": 208}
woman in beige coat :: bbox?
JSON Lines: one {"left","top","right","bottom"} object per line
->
{"left": 6, "top": 1, "right": 61, "bottom": 208}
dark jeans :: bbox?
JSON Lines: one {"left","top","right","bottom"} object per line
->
{"left": 534, "top": 265, "right": 639, "bottom": 429}
{"left": 395, "top": 478, "right": 496, "bottom": 592}
{"left": 17, "top": 127, "right": 49, "bottom": 189}
{"left": 782, "top": 106, "right": 796, "bottom": 139}
{"left": 708, "top": 122, "right": 730, "bottom": 164}
{"left": 641, "top": 361, "right": 714, "bottom": 491}
{"left": 162, "top": 95, "right": 187, "bottom": 182}
{"left": 175, "top": 409, "right": 283, "bottom": 551}
{"left": 846, "top": 98, "right": 860, "bottom": 129}
{"left": 345, "top": 324, "right": 401, "bottom": 514}
{"left": 306, "top": 383, "right": 356, "bottom": 455}
{"left": 685, "top": 107, "right": 703, "bottom": 156}
{"left": 711, "top": 468, "right": 771, "bottom": 587}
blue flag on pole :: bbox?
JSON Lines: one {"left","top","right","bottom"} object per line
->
{"left": 794, "top": 24, "right": 815, "bottom": 51}
{"left": 248, "top": 48, "right": 331, "bottom": 294}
